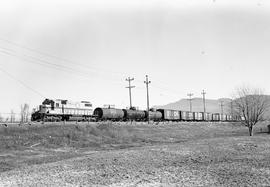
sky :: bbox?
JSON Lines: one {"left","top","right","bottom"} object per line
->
{"left": 0, "top": 0, "right": 270, "bottom": 116}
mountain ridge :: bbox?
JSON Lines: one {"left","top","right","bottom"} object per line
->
{"left": 153, "top": 98, "right": 233, "bottom": 114}
{"left": 154, "top": 96, "right": 270, "bottom": 118}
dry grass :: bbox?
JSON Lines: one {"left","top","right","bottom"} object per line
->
{"left": 0, "top": 122, "right": 141, "bottom": 150}
{"left": 0, "top": 121, "right": 270, "bottom": 186}
{"left": 0, "top": 121, "right": 242, "bottom": 150}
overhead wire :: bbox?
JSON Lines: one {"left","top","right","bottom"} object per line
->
{"left": 0, "top": 38, "right": 187, "bottom": 99}
{"left": 134, "top": 77, "right": 185, "bottom": 97}
{"left": 0, "top": 46, "right": 125, "bottom": 86}
{"left": 0, "top": 65, "right": 46, "bottom": 98}
{"left": 0, "top": 38, "right": 125, "bottom": 76}
{"left": 0, "top": 46, "right": 103, "bottom": 76}
{"left": 0, "top": 38, "right": 186, "bottom": 95}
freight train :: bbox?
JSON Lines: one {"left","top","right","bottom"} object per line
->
{"left": 31, "top": 99, "right": 239, "bottom": 122}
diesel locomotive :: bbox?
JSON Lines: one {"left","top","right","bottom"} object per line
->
{"left": 31, "top": 99, "right": 93, "bottom": 122}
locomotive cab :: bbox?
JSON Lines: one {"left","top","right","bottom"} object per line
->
{"left": 42, "top": 99, "right": 55, "bottom": 111}
{"left": 39, "top": 105, "right": 48, "bottom": 113}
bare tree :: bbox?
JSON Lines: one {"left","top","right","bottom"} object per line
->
{"left": 232, "top": 86, "right": 269, "bottom": 136}
{"left": 20, "top": 103, "right": 30, "bottom": 123}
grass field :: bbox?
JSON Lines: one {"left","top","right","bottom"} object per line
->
{"left": 0, "top": 121, "right": 270, "bottom": 186}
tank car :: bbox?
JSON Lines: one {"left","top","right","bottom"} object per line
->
{"left": 145, "top": 110, "right": 162, "bottom": 121}
{"left": 93, "top": 107, "right": 124, "bottom": 121}
{"left": 122, "top": 109, "right": 146, "bottom": 121}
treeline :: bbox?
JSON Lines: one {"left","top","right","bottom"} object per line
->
{"left": 0, "top": 103, "right": 30, "bottom": 123}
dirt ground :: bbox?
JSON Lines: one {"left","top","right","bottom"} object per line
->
{"left": 0, "top": 122, "right": 270, "bottom": 186}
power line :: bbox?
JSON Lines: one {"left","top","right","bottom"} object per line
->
{"left": 134, "top": 78, "right": 184, "bottom": 96}
{"left": 136, "top": 76, "right": 194, "bottom": 103}
{"left": 0, "top": 48, "right": 188, "bottom": 100}
{"left": 0, "top": 112, "right": 21, "bottom": 115}
{"left": 0, "top": 66, "right": 45, "bottom": 98}
{"left": 0, "top": 47, "right": 183, "bottom": 101}
{"left": 0, "top": 42, "right": 187, "bottom": 98}
{"left": 0, "top": 47, "right": 125, "bottom": 86}
{"left": 0, "top": 39, "right": 204, "bottom": 101}
{"left": 0, "top": 47, "right": 99, "bottom": 76}
{"left": 0, "top": 38, "right": 124, "bottom": 76}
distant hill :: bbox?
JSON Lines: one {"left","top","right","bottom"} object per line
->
{"left": 153, "top": 97, "right": 232, "bottom": 114}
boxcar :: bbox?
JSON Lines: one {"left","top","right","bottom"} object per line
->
{"left": 194, "top": 112, "right": 204, "bottom": 121}
{"left": 204, "top": 112, "right": 212, "bottom": 121}
{"left": 157, "top": 109, "right": 181, "bottom": 121}
{"left": 181, "top": 111, "right": 194, "bottom": 121}
{"left": 232, "top": 115, "right": 241, "bottom": 121}
{"left": 227, "top": 115, "right": 233, "bottom": 121}
{"left": 212, "top": 113, "right": 220, "bottom": 121}
{"left": 220, "top": 114, "right": 227, "bottom": 121}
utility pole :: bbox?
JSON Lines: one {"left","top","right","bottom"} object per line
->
{"left": 220, "top": 101, "right": 224, "bottom": 114}
{"left": 125, "top": 77, "right": 135, "bottom": 109}
{"left": 144, "top": 75, "right": 151, "bottom": 124}
{"left": 201, "top": 90, "right": 206, "bottom": 113}
{"left": 220, "top": 101, "right": 224, "bottom": 121}
{"left": 187, "top": 93, "right": 193, "bottom": 112}
{"left": 230, "top": 99, "right": 234, "bottom": 119}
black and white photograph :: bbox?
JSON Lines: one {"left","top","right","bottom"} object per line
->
{"left": 0, "top": 0, "right": 270, "bottom": 186}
